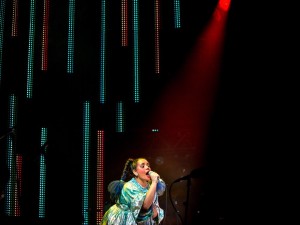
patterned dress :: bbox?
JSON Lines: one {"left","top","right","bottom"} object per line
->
{"left": 100, "top": 178, "right": 165, "bottom": 225}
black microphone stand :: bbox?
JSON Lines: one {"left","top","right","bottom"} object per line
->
{"left": 0, "top": 128, "right": 15, "bottom": 141}
{"left": 183, "top": 177, "right": 191, "bottom": 225}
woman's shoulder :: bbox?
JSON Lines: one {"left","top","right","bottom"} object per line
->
{"left": 123, "top": 178, "right": 136, "bottom": 188}
{"left": 123, "top": 178, "right": 149, "bottom": 193}
{"left": 121, "top": 179, "right": 140, "bottom": 196}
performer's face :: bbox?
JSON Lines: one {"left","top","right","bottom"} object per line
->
{"left": 135, "top": 158, "right": 151, "bottom": 182}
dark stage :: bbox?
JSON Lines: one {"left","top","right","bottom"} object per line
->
{"left": 0, "top": 0, "right": 288, "bottom": 224}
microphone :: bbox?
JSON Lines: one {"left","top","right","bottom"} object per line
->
{"left": 147, "top": 171, "right": 166, "bottom": 196}
{"left": 147, "top": 171, "right": 163, "bottom": 183}
{"left": 173, "top": 167, "right": 207, "bottom": 183}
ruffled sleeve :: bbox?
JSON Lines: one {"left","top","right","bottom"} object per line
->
{"left": 120, "top": 179, "right": 148, "bottom": 220}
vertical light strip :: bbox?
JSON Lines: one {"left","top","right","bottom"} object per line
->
{"left": 0, "top": 0, "right": 7, "bottom": 83}
{"left": 41, "top": 0, "right": 49, "bottom": 71}
{"left": 121, "top": 0, "right": 128, "bottom": 47}
{"left": 5, "top": 94, "right": 17, "bottom": 216}
{"left": 67, "top": 0, "right": 75, "bottom": 74}
{"left": 99, "top": 0, "right": 106, "bottom": 103}
{"left": 96, "top": 130, "right": 104, "bottom": 223}
{"left": 132, "top": 0, "right": 140, "bottom": 103}
{"left": 116, "top": 101, "right": 124, "bottom": 132}
{"left": 11, "top": 0, "right": 18, "bottom": 37}
{"left": 154, "top": 0, "right": 160, "bottom": 74}
{"left": 38, "top": 127, "right": 48, "bottom": 218}
{"left": 26, "top": 0, "right": 36, "bottom": 99}
{"left": 15, "top": 154, "right": 22, "bottom": 216}
{"left": 174, "top": 0, "right": 181, "bottom": 29}
{"left": 82, "top": 101, "right": 90, "bottom": 225}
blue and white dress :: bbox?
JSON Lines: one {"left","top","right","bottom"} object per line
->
{"left": 100, "top": 178, "right": 165, "bottom": 225}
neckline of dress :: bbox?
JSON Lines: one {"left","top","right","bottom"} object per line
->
{"left": 133, "top": 177, "right": 149, "bottom": 189}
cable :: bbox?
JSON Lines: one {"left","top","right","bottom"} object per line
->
{"left": 168, "top": 181, "right": 184, "bottom": 225}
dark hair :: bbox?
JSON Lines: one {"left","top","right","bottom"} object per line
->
{"left": 120, "top": 158, "right": 134, "bottom": 181}
{"left": 108, "top": 158, "right": 141, "bottom": 203}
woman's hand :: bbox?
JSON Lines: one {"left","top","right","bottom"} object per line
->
{"left": 152, "top": 205, "right": 158, "bottom": 219}
{"left": 149, "top": 171, "right": 160, "bottom": 183}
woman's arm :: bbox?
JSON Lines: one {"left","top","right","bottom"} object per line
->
{"left": 142, "top": 181, "right": 158, "bottom": 209}
{"left": 142, "top": 171, "right": 159, "bottom": 210}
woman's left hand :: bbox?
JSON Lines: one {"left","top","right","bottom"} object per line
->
{"left": 152, "top": 205, "right": 158, "bottom": 219}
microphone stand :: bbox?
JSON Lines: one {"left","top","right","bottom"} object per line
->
{"left": 0, "top": 128, "right": 15, "bottom": 141}
{"left": 184, "top": 177, "right": 191, "bottom": 225}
